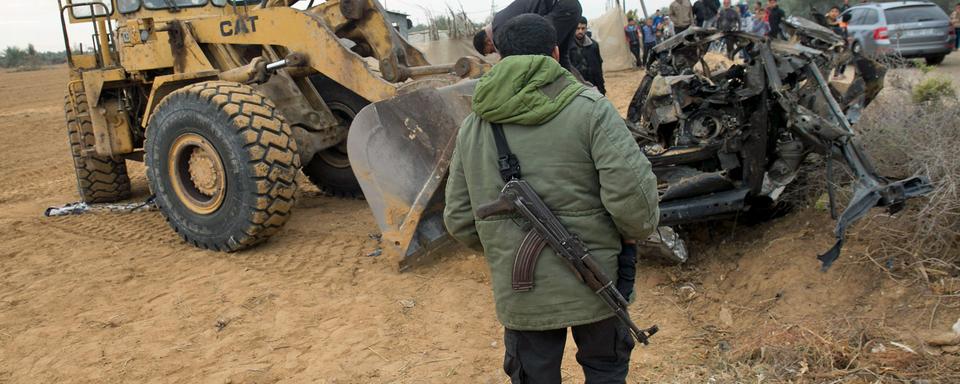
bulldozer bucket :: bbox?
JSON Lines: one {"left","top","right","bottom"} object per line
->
{"left": 347, "top": 80, "right": 477, "bottom": 270}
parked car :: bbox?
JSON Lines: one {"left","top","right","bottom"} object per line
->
{"left": 842, "top": 1, "right": 956, "bottom": 65}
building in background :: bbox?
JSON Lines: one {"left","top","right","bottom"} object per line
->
{"left": 385, "top": 10, "right": 413, "bottom": 39}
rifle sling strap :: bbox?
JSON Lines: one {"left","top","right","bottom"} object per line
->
{"left": 492, "top": 123, "right": 521, "bottom": 183}
{"left": 491, "top": 123, "right": 541, "bottom": 292}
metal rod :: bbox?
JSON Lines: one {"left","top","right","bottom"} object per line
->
{"left": 97, "top": 18, "right": 113, "bottom": 67}
{"left": 265, "top": 59, "right": 288, "bottom": 71}
{"left": 57, "top": 0, "right": 73, "bottom": 67}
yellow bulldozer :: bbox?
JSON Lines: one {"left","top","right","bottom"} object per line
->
{"left": 58, "top": 0, "right": 481, "bottom": 263}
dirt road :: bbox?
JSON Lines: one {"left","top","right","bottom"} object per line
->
{"left": 1, "top": 57, "right": 958, "bottom": 383}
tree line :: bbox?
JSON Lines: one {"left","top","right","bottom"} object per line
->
{"left": 1, "top": 44, "right": 67, "bottom": 69}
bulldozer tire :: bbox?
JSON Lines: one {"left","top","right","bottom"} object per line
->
{"left": 145, "top": 81, "right": 300, "bottom": 252}
{"left": 64, "top": 92, "right": 132, "bottom": 203}
{"left": 304, "top": 76, "right": 369, "bottom": 198}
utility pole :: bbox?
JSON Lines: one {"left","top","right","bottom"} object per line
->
{"left": 639, "top": 0, "right": 649, "bottom": 18}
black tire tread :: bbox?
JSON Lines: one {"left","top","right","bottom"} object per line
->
{"left": 64, "top": 91, "right": 132, "bottom": 203}
{"left": 306, "top": 76, "right": 368, "bottom": 199}
{"left": 148, "top": 81, "right": 300, "bottom": 252}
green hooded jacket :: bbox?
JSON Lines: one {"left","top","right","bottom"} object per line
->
{"left": 443, "top": 55, "right": 659, "bottom": 331}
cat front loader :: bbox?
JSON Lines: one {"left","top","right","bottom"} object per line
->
{"left": 57, "top": 0, "right": 483, "bottom": 252}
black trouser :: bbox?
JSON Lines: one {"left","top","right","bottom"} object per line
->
{"left": 629, "top": 43, "right": 641, "bottom": 67}
{"left": 503, "top": 316, "right": 635, "bottom": 383}
{"left": 545, "top": 0, "right": 583, "bottom": 70}
{"left": 642, "top": 42, "right": 656, "bottom": 67}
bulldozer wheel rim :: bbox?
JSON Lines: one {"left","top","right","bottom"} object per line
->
{"left": 167, "top": 132, "right": 226, "bottom": 215}
{"left": 317, "top": 101, "right": 354, "bottom": 169}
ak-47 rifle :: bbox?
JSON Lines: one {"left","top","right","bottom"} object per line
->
{"left": 476, "top": 179, "right": 659, "bottom": 345}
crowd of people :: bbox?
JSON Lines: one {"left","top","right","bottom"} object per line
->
{"left": 618, "top": 0, "right": 792, "bottom": 67}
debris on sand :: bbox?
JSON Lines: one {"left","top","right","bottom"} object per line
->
{"left": 398, "top": 299, "right": 416, "bottom": 309}
{"left": 44, "top": 196, "right": 157, "bottom": 217}
{"left": 920, "top": 320, "right": 960, "bottom": 355}
{"left": 719, "top": 306, "right": 734, "bottom": 328}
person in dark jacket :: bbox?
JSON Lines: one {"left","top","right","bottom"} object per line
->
{"left": 473, "top": 0, "right": 583, "bottom": 69}
{"left": 571, "top": 17, "right": 606, "bottom": 94}
{"left": 840, "top": 0, "right": 851, "bottom": 14}
{"left": 447, "top": 14, "right": 659, "bottom": 384}
{"left": 693, "top": 0, "right": 707, "bottom": 27}
{"left": 766, "top": 0, "right": 786, "bottom": 39}
{"left": 717, "top": 0, "right": 741, "bottom": 31}
{"left": 624, "top": 17, "right": 643, "bottom": 67}
{"left": 703, "top": 0, "right": 721, "bottom": 27}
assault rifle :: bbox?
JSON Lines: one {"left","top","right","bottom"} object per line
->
{"left": 477, "top": 179, "right": 659, "bottom": 345}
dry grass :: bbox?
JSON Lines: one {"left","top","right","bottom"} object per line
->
{"left": 696, "top": 318, "right": 960, "bottom": 382}
{"left": 723, "top": 65, "right": 960, "bottom": 382}
{"left": 782, "top": 64, "right": 960, "bottom": 283}
{"left": 856, "top": 71, "right": 960, "bottom": 283}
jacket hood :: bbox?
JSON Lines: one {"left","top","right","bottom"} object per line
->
{"left": 472, "top": 55, "right": 586, "bottom": 126}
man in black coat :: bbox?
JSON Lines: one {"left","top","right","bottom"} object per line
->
{"left": 570, "top": 17, "right": 606, "bottom": 94}
{"left": 693, "top": 0, "right": 707, "bottom": 27}
{"left": 767, "top": 0, "right": 786, "bottom": 39}
{"left": 473, "top": 0, "right": 583, "bottom": 69}
{"left": 703, "top": 0, "right": 721, "bottom": 27}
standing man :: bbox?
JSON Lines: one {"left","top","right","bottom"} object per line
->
{"left": 766, "top": 0, "right": 786, "bottom": 40}
{"left": 703, "top": 0, "right": 721, "bottom": 27}
{"left": 693, "top": 0, "right": 708, "bottom": 27}
{"left": 840, "top": 0, "right": 851, "bottom": 14}
{"left": 717, "top": 0, "right": 741, "bottom": 32}
{"left": 669, "top": 0, "right": 695, "bottom": 33}
{"left": 445, "top": 14, "right": 660, "bottom": 384}
{"left": 653, "top": 9, "right": 664, "bottom": 28}
{"left": 625, "top": 17, "right": 643, "bottom": 67}
{"left": 473, "top": 0, "right": 583, "bottom": 69}
{"left": 951, "top": 3, "right": 960, "bottom": 51}
{"left": 641, "top": 18, "right": 659, "bottom": 66}
{"left": 571, "top": 17, "right": 606, "bottom": 94}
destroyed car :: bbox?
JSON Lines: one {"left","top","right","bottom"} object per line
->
{"left": 348, "top": 18, "right": 931, "bottom": 271}
{"left": 624, "top": 19, "right": 931, "bottom": 268}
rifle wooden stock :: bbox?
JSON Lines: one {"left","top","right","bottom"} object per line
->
{"left": 476, "top": 193, "right": 516, "bottom": 219}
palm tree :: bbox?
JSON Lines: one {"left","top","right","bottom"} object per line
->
{"left": 1, "top": 46, "right": 26, "bottom": 68}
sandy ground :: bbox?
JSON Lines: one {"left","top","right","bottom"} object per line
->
{"left": 1, "top": 56, "right": 959, "bottom": 383}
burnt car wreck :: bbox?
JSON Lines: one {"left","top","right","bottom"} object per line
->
{"left": 627, "top": 19, "right": 931, "bottom": 269}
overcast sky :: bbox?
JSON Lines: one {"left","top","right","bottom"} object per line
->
{"left": 2, "top": 0, "right": 672, "bottom": 52}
